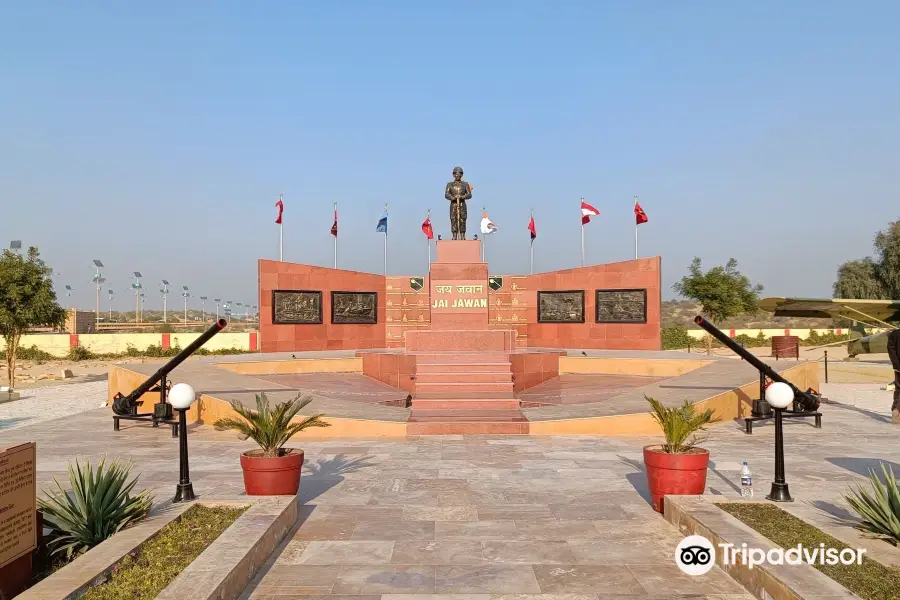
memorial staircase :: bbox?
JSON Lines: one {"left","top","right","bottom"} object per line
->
{"left": 407, "top": 352, "right": 529, "bottom": 435}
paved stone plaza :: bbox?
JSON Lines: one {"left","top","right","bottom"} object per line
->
{"left": 2, "top": 381, "right": 898, "bottom": 597}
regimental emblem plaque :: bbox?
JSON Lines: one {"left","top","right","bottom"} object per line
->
{"left": 409, "top": 277, "right": 425, "bottom": 291}
{"left": 537, "top": 290, "right": 585, "bottom": 323}
{"left": 488, "top": 276, "right": 503, "bottom": 291}
{"left": 272, "top": 290, "right": 323, "bottom": 324}
{"left": 331, "top": 291, "right": 378, "bottom": 324}
{"left": 596, "top": 289, "right": 647, "bottom": 323}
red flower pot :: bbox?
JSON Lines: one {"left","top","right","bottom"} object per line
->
{"left": 240, "top": 448, "right": 304, "bottom": 495}
{"left": 643, "top": 445, "right": 709, "bottom": 514}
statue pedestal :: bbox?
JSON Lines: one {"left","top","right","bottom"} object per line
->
{"left": 435, "top": 239, "right": 481, "bottom": 263}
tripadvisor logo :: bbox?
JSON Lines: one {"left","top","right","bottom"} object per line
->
{"left": 675, "top": 535, "right": 867, "bottom": 575}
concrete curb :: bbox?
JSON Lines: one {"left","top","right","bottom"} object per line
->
{"left": 663, "top": 495, "right": 863, "bottom": 600}
{"left": 156, "top": 496, "right": 297, "bottom": 600}
{"left": 17, "top": 495, "right": 297, "bottom": 600}
{"left": 17, "top": 500, "right": 191, "bottom": 600}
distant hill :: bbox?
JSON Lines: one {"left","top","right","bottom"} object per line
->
{"left": 663, "top": 300, "right": 835, "bottom": 329}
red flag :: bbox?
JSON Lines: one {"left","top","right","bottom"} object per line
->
{"left": 330, "top": 208, "right": 338, "bottom": 237}
{"left": 422, "top": 214, "right": 434, "bottom": 240}
{"left": 581, "top": 200, "right": 600, "bottom": 225}
{"left": 527, "top": 215, "right": 536, "bottom": 241}
{"left": 635, "top": 202, "right": 648, "bottom": 225}
{"left": 275, "top": 198, "right": 284, "bottom": 224}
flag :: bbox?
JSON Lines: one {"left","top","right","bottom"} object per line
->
{"left": 376, "top": 207, "right": 388, "bottom": 233}
{"left": 275, "top": 198, "right": 283, "bottom": 224}
{"left": 527, "top": 214, "right": 536, "bottom": 241}
{"left": 480, "top": 208, "right": 497, "bottom": 234}
{"left": 635, "top": 202, "right": 648, "bottom": 225}
{"left": 581, "top": 199, "right": 600, "bottom": 225}
{"left": 330, "top": 208, "right": 338, "bottom": 237}
{"left": 422, "top": 212, "right": 434, "bottom": 240}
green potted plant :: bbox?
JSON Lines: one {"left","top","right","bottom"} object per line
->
{"left": 643, "top": 395, "right": 719, "bottom": 513}
{"left": 214, "top": 392, "right": 329, "bottom": 495}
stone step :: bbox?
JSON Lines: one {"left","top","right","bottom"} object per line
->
{"left": 414, "top": 390, "right": 515, "bottom": 400}
{"left": 407, "top": 420, "right": 529, "bottom": 435}
{"left": 414, "top": 372, "right": 513, "bottom": 384}
{"left": 411, "top": 399, "right": 521, "bottom": 410}
{"left": 415, "top": 362, "right": 512, "bottom": 373}
{"left": 409, "top": 408, "right": 526, "bottom": 419}
{"left": 414, "top": 382, "right": 515, "bottom": 395}
{"left": 414, "top": 353, "right": 509, "bottom": 363}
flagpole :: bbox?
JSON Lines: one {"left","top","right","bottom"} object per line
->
{"left": 333, "top": 201, "right": 337, "bottom": 269}
{"left": 383, "top": 203, "right": 388, "bottom": 275}
{"left": 530, "top": 208, "right": 534, "bottom": 275}
{"left": 634, "top": 195, "right": 639, "bottom": 259}
{"left": 426, "top": 209, "right": 432, "bottom": 266}
{"left": 279, "top": 193, "right": 284, "bottom": 262}
{"left": 580, "top": 198, "right": 585, "bottom": 267}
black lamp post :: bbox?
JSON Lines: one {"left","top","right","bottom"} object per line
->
{"left": 765, "top": 382, "right": 794, "bottom": 502}
{"left": 169, "top": 382, "right": 197, "bottom": 502}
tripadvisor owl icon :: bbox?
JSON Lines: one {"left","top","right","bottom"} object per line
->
{"left": 676, "top": 535, "right": 716, "bottom": 576}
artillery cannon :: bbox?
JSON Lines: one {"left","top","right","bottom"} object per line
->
{"left": 112, "top": 319, "right": 226, "bottom": 433}
{"left": 693, "top": 315, "right": 823, "bottom": 433}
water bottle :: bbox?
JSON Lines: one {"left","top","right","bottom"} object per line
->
{"left": 740, "top": 461, "right": 753, "bottom": 497}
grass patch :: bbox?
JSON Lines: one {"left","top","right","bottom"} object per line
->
{"left": 80, "top": 504, "right": 248, "bottom": 600}
{"left": 719, "top": 502, "right": 900, "bottom": 600}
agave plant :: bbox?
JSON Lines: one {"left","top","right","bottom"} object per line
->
{"left": 646, "top": 395, "right": 719, "bottom": 453}
{"left": 213, "top": 392, "right": 330, "bottom": 457}
{"left": 844, "top": 462, "right": 900, "bottom": 546}
{"left": 38, "top": 457, "right": 153, "bottom": 559}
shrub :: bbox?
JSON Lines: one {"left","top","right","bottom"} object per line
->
{"left": 38, "top": 457, "right": 153, "bottom": 559}
{"left": 214, "top": 392, "right": 330, "bottom": 457}
{"left": 844, "top": 462, "right": 900, "bottom": 546}
{"left": 66, "top": 345, "right": 95, "bottom": 361}
{"left": 646, "top": 395, "right": 719, "bottom": 453}
{"left": 661, "top": 326, "right": 693, "bottom": 350}
{"left": 0, "top": 344, "right": 55, "bottom": 361}
{"left": 804, "top": 330, "right": 851, "bottom": 347}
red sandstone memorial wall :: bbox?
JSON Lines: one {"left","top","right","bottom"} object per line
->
{"left": 521, "top": 257, "right": 661, "bottom": 350}
{"left": 259, "top": 256, "right": 661, "bottom": 352}
{"left": 258, "top": 260, "right": 387, "bottom": 352}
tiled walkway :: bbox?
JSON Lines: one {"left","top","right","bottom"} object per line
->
{"left": 241, "top": 435, "right": 752, "bottom": 599}
{"left": 2, "top": 382, "right": 898, "bottom": 598}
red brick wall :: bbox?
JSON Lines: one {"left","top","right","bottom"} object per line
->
{"left": 258, "top": 260, "right": 387, "bottom": 352}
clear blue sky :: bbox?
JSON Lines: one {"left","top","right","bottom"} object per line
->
{"left": 2, "top": 1, "right": 899, "bottom": 311}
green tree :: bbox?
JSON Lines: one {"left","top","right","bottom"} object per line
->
{"left": 672, "top": 257, "right": 763, "bottom": 354}
{"left": 873, "top": 219, "right": 900, "bottom": 298}
{"left": 833, "top": 257, "right": 887, "bottom": 300}
{"left": 0, "top": 247, "right": 66, "bottom": 388}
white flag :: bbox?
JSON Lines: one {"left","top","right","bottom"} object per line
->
{"left": 480, "top": 208, "right": 498, "bottom": 234}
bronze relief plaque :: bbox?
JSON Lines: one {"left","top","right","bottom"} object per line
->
{"left": 596, "top": 289, "right": 647, "bottom": 323}
{"left": 331, "top": 291, "right": 378, "bottom": 324}
{"left": 272, "top": 290, "right": 323, "bottom": 324}
{"left": 537, "top": 290, "right": 585, "bottom": 323}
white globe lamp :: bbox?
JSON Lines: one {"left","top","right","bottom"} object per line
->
{"left": 765, "top": 382, "right": 793, "bottom": 410}
{"left": 169, "top": 382, "right": 196, "bottom": 502}
{"left": 169, "top": 383, "right": 196, "bottom": 410}
{"left": 764, "top": 381, "right": 794, "bottom": 502}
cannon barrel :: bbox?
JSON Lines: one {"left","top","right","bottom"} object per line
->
{"left": 112, "top": 319, "right": 227, "bottom": 415}
{"left": 693, "top": 315, "right": 820, "bottom": 411}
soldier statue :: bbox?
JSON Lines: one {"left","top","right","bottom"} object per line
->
{"left": 444, "top": 166, "right": 473, "bottom": 240}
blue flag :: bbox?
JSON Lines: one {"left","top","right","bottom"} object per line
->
{"left": 376, "top": 209, "right": 388, "bottom": 233}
